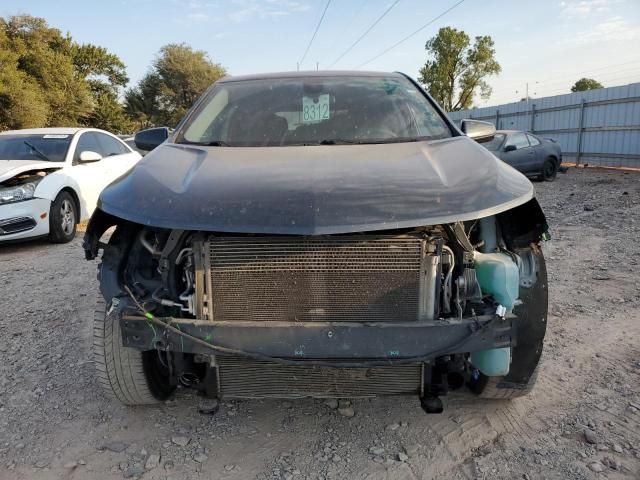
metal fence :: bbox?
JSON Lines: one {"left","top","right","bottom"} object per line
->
{"left": 447, "top": 82, "right": 640, "bottom": 168}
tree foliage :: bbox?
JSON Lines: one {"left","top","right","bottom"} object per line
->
{"left": 0, "top": 15, "right": 131, "bottom": 132}
{"left": 418, "top": 27, "right": 501, "bottom": 112}
{"left": 0, "top": 24, "right": 48, "bottom": 129}
{"left": 126, "top": 44, "right": 227, "bottom": 128}
{"left": 571, "top": 77, "right": 604, "bottom": 93}
{"left": 0, "top": 16, "right": 225, "bottom": 133}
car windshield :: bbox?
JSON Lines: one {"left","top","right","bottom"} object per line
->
{"left": 0, "top": 134, "right": 71, "bottom": 162}
{"left": 482, "top": 133, "right": 505, "bottom": 151}
{"left": 177, "top": 75, "right": 452, "bottom": 147}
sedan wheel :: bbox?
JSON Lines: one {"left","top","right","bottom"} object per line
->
{"left": 48, "top": 191, "right": 77, "bottom": 243}
{"left": 542, "top": 157, "right": 558, "bottom": 182}
{"left": 61, "top": 199, "right": 75, "bottom": 235}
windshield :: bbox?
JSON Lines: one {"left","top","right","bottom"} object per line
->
{"left": 482, "top": 133, "right": 506, "bottom": 151}
{"left": 178, "top": 75, "right": 452, "bottom": 147}
{"left": 0, "top": 134, "right": 71, "bottom": 161}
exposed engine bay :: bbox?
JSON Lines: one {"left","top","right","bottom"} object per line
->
{"left": 0, "top": 167, "right": 58, "bottom": 187}
{"left": 126, "top": 227, "right": 494, "bottom": 325}
{"left": 86, "top": 200, "right": 547, "bottom": 410}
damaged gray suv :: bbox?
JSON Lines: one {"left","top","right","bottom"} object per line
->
{"left": 84, "top": 71, "right": 548, "bottom": 412}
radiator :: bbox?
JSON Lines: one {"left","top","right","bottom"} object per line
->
{"left": 216, "top": 355, "right": 423, "bottom": 398}
{"left": 205, "top": 235, "right": 436, "bottom": 323}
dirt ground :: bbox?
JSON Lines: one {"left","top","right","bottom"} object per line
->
{"left": 1, "top": 168, "right": 639, "bottom": 480}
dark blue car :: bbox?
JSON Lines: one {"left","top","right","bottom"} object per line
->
{"left": 483, "top": 130, "right": 562, "bottom": 181}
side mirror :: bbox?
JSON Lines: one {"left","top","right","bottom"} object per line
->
{"left": 78, "top": 150, "right": 102, "bottom": 163}
{"left": 134, "top": 127, "right": 169, "bottom": 152}
{"left": 460, "top": 119, "right": 496, "bottom": 143}
{"left": 504, "top": 144, "right": 517, "bottom": 153}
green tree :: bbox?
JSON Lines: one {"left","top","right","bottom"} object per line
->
{"left": 125, "top": 73, "right": 164, "bottom": 129}
{"left": 418, "top": 27, "right": 501, "bottom": 112}
{"left": 126, "top": 43, "right": 226, "bottom": 127}
{"left": 71, "top": 43, "right": 128, "bottom": 87}
{"left": 571, "top": 77, "right": 604, "bottom": 93}
{"left": 0, "top": 15, "right": 132, "bottom": 132}
{"left": 71, "top": 44, "right": 132, "bottom": 133}
{"left": 83, "top": 81, "right": 133, "bottom": 133}
{"left": 0, "top": 24, "right": 49, "bottom": 129}
{"left": 2, "top": 15, "right": 92, "bottom": 126}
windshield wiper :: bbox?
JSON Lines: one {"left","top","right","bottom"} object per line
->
{"left": 367, "top": 138, "right": 422, "bottom": 144}
{"left": 23, "top": 141, "right": 51, "bottom": 161}
{"left": 317, "top": 138, "right": 423, "bottom": 145}
{"left": 318, "top": 139, "right": 369, "bottom": 145}
{"left": 178, "top": 140, "right": 232, "bottom": 147}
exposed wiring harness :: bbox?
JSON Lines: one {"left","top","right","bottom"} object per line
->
{"left": 123, "top": 286, "right": 504, "bottom": 368}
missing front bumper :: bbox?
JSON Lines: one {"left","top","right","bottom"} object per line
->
{"left": 120, "top": 314, "right": 514, "bottom": 361}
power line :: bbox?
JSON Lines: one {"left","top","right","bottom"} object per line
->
{"left": 532, "top": 67, "right": 640, "bottom": 91}
{"left": 298, "top": 0, "right": 332, "bottom": 69}
{"left": 488, "top": 65, "right": 640, "bottom": 104}
{"left": 482, "top": 74, "right": 640, "bottom": 106}
{"left": 487, "top": 60, "right": 640, "bottom": 101}
{"left": 492, "top": 62, "right": 637, "bottom": 98}
{"left": 319, "top": 0, "right": 368, "bottom": 66}
{"left": 327, "top": 0, "right": 401, "bottom": 69}
{"left": 356, "top": 0, "right": 466, "bottom": 69}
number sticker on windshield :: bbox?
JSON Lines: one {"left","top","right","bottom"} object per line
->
{"left": 302, "top": 94, "right": 330, "bottom": 123}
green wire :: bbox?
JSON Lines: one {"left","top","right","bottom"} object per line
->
{"left": 143, "top": 312, "right": 158, "bottom": 343}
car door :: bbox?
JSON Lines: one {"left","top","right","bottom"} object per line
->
{"left": 501, "top": 132, "right": 535, "bottom": 173}
{"left": 67, "top": 131, "right": 113, "bottom": 219}
{"left": 526, "top": 134, "right": 544, "bottom": 171}
{"left": 94, "top": 132, "right": 140, "bottom": 182}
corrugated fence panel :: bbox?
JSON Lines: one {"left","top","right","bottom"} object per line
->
{"left": 448, "top": 82, "right": 640, "bottom": 168}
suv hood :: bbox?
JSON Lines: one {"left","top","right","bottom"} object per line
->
{"left": 98, "top": 136, "right": 533, "bottom": 234}
{"left": 0, "top": 160, "right": 63, "bottom": 183}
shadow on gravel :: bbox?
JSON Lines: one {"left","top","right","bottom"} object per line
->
{"left": 0, "top": 237, "right": 52, "bottom": 255}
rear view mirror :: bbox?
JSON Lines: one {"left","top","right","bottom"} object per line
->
{"left": 134, "top": 127, "right": 169, "bottom": 152}
{"left": 460, "top": 119, "right": 496, "bottom": 143}
{"left": 79, "top": 150, "right": 102, "bottom": 163}
{"left": 504, "top": 145, "right": 517, "bottom": 153}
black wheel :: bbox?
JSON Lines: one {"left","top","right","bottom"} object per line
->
{"left": 93, "top": 296, "right": 175, "bottom": 405}
{"left": 470, "top": 364, "right": 540, "bottom": 399}
{"left": 469, "top": 246, "right": 548, "bottom": 399}
{"left": 48, "top": 191, "right": 77, "bottom": 243}
{"left": 541, "top": 157, "right": 558, "bottom": 182}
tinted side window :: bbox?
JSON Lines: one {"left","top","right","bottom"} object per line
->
{"left": 527, "top": 134, "right": 541, "bottom": 146}
{"left": 74, "top": 132, "right": 103, "bottom": 162}
{"left": 96, "top": 133, "right": 130, "bottom": 157}
{"left": 482, "top": 133, "right": 505, "bottom": 151}
{"left": 506, "top": 132, "right": 529, "bottom": 150}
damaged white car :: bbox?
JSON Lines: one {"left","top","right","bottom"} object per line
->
{"left": 0, "top": 128, "right": 141, "bottom": 243}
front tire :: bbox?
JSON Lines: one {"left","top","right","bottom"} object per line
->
{"left": 48, "top": 191, "right": 77, "bottom": 243}
{"left": 93, "top": 296, "right": 175, "bottom": 405}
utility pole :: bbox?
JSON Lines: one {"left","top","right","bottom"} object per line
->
{"left": 515, "top": 81, "right": 538, "bottom": 132}
{"left": 516, "top": 81, "right": 538, "bottom": 105}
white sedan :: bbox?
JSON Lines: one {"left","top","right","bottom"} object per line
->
{"left": 0, "top": 128, "right": 141, "bottom": 243}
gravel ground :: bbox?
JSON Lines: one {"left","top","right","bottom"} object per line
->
{"left": 1, "top": 168, "right": 639, "bottom": 480}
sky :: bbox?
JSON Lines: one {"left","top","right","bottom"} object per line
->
{"left": 4, "top": 0, "right": 640, "bottom": 107}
